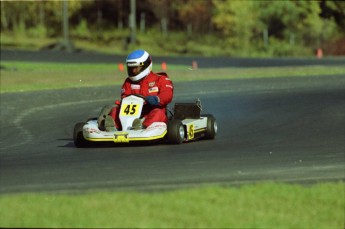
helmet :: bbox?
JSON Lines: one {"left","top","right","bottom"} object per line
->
{"left": 126, "top": 50, "right": 152, "bottom": 82}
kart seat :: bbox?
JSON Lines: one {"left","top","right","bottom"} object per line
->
{"left": 174, "top": 100, "right": 202, "bottom": 119}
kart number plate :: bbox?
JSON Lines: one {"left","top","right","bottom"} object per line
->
{"left": 120, "top": 103, "right": 141, "bottom": 116}
{"left": 187, "top": 124, "right": 195, "bottom": 140}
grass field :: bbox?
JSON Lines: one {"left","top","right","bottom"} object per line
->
{"left": 1, "top": 61, "right": 345, "bottom": 93}
{"left": 0, "top": 182, "right": 344, "bottom": 228}
{"left": 1, "top": 60, "right": 344, "bottom": 228}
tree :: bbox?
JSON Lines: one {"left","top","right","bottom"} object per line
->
{"left": 212, "top": 0, "right": 257, "bottom": 52}
{"left": 255, "top": 1, "right": 338, "bottom": 47}
{"left": 320, "top": 0, "right": 345, "bottom": 32}
{"left": 147, "top": 0, "right": 170, "bottom": 36}
{"left": 174, "top": 0, "right": 213, "bottom": 35}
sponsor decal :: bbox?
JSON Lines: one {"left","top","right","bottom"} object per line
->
{"left": 149, "top": 86, "right": 159, "bottom": 93}
{"left": 166, "top": 85, "right": 173, "bottom": 89}
{"left": 149, "top": 82, "right": 156, "bottom": 87}
{"left": 131, "top": 84, "right": 141, "bottom": 90}
{"left": 146, "top": 123, "right": 167, "bottom": 131}
{"left": 85, "top": 128, "right": 101, "bottom": 134}
{"left": 127, "top": 62, "right": 141, "bottom": 67}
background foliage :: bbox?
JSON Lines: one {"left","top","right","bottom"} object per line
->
{"left": 1, "top": 0, "right": 344, "bottom": 57}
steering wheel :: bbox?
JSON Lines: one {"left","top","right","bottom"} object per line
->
{"left": 130, "top": 94, "right": 146, "bottom": 100}
{"left": 122, "top": 94, "right": 147, "bottom": 105}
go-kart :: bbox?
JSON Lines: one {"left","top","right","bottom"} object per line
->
{"left": 73, "top": 95, "right": 217, "bottom": 147}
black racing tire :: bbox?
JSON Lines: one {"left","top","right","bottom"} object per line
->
{"left": 73, "top": 122, "right": 90, "bottom": 148}
{"left": 167, "top": 119, "right": 185, "bottom": 144}
{"left": 203, "top": 114, "right": 217, "bottom": 139}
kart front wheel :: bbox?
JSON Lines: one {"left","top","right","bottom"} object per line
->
{"left": 73, "top": 122, "right": 90, "bottom": 148}
{"left": 167, "top": 119, "right": 185, "bottom": 144}
{"left": 204, "top": 114, "right": 217, "bottom": 139}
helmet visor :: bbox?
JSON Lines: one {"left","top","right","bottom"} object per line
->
{"left": 127, "top": 65, "right": 144, "bottom": 77}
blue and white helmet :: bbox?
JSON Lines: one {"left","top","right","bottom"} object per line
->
{"left": 126, "top": 50, "right": 152, "bottom": 82}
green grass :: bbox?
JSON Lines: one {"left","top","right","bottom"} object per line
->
{"left": 0, "top": 61, "right": 122, "bottom": 93}
{"left": 1, "top": 61, "right": 345, "bottom": 93}
{"left": 0, "top": 182, "right": 343, "bottom": 228}
{"left": 1, "top": 61, "right": 344, "bottom": 228}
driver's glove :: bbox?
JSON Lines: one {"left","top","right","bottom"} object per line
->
{"left": 146, "top": 96, "right": 160, "bottom": 106}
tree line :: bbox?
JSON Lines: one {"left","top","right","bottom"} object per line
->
{"left": 1, "top": 0, "right": 344, "bottom": 55}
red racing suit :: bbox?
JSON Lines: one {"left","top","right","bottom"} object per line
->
{"left": 110, "top": 71, "right": 174, "bottom": 129}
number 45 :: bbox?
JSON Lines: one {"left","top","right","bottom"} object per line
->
{"left": 123, "top": 104, "right": 138, "bottom": 115}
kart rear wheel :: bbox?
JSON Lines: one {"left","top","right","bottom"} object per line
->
{"left": 204, "top": 114, "right": 217, "bottom": 139}
{"left": 73, "top": 122, "right": 90, "bottom": 148}
{"left": 167, "top": 119, "right": 185, "bottom": 144}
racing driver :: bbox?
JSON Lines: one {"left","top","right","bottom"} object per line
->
{"left": 98, "top": 49, "right": 174, "bottom": 131}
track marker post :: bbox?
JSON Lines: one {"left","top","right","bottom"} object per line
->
{"left": 118, "top": 63, "right": 125, "bottom": 71}
{"left": 316, "top": 48, "right": 323, "bottom": 59}
{"left": 192, "top": 61, "right": 198, "bottom": 70}
{"left": 161, "top": 62, "right": 167, "bottom": 71}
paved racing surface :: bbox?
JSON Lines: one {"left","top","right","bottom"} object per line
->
{"left": 1, "top": 50, "right": 344, "bottom": 193}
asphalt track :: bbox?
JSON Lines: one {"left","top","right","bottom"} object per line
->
{"left": 0, "top": 50, "right": 344, "bottom": 194}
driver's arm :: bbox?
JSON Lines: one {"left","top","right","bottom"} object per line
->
{"left": 120, "top": 80, "right": 132, "bottom": 99}
{"left": 157, "top": 76, "right": 173, "bottom": 106}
